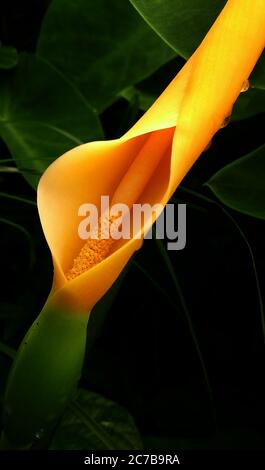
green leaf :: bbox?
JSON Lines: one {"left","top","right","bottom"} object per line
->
{"left": 0, "top": 53, "right": 103, "bottom": 188}
{"left": 120, "top": 86, "right": 153, "bottom": 112}
{"left": 129, "top": 0, "right": 265, "bottom": 90}
{"left": 121, "top": 57, "right": 185, "bottom": 112}
{"left": 130, "top": 0, "right": 225, "bottom": 57}
{"left": 0, "top": 46, "right": 18, "bottom": 70}
{"left": 37, "top": 0, "right": 175, "bottom": 112}
{"left": 251, "top": 53, "right": 265, "bottom": 90}
{"left": 51, "top": 389, "right": 142, "bottom": 450}
{"left": 205, "top": 144, "right": 265, "bottom": 219}
{"left": 231, "top": 88, "right": 265, "bottom": 121}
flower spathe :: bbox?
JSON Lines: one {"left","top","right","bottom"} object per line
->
{"left": 38, "top": 0, "right": 265, "bottom": 314}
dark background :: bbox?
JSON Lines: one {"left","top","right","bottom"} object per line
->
{"left": 0, "top": 0, "right": 264, "bottom": 449}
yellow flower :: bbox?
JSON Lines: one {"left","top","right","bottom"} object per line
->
{"left": 38, "top": 0, "right": 265, "bottom": 313}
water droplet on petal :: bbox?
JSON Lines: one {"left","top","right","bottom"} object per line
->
{"left": 203, "top": 140, "right": 212, "bottom": 152}
{"left": 221, "top": 115, "right": 231, "bottom": 128}
{"left": 241, "top": 79, "right": 250, "bottom": 93}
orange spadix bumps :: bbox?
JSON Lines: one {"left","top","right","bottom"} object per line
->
{"left": 66, "top": 128, "right": 174, "bottom": 279}
{"left": 37, "top": 0, "right": 265, "bottom": 313}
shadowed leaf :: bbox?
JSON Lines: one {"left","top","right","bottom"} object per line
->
{"left": 0, "top": 54, "right": 103, "bottom": 188}
{"left": 50, "top": 389, "right": 142, "bottom": 450}
{"left": 206, "top": 144, "right": 265, "bottom": 219}
{"left": 37, "top": 0, "right": 175, "bottom": 111}
{"left": 0, "top": 46, "right": 18, "bottom": 70}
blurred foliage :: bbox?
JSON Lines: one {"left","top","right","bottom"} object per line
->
{"left": 206, "top": 144, "right": 265, "bottom": 219}
{"left": 0, "top": 45, "right": 18, "bottom": 70}
{"left": 50, "top": 389, "right": 142, "bottom": 450}
{"left": 0, "top": 0, "right": 264, "bottom": 451}
{"left": 0, "top": 54, "right": 103, "bottom": 188}
{"left": 37, "top": 0, "right": 175, "bottom": 111}
{"left": 130, "top": 0, "right": 226, "bottom": 57}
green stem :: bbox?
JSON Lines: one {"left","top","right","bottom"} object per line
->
{"left": 1, "top": 301, "right": 89, "bottom": 449}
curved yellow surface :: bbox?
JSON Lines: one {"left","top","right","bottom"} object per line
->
{"left": 37, "top": 0, "right": 265, "bottom": 313}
